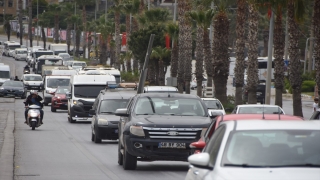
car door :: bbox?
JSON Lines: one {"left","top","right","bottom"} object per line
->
{"left": 187, "top": 125, "right": 227, "bottom": 180}
{"left": 119, "top": 97, "right": 135, "bottom": 146}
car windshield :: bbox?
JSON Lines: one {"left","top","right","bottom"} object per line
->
{"left": 73, "top": 63, "right": 86, "bottom": 67}
{"left": 134, "top": 97, "right": 206, "bottom": 116}
{"left": 238, "top": 106, "right": 283, "bottom": 114}
{"left": 0, "top": 71, "right": 10, "bottom": 78}
{"left": 17, "top": 51, "right": 27, "bottom": 54}
{"left": 47, "top": 78, "right": 70, "bottom": 88}
{"left": 25, "top": 76, "right": 42, "bottom": 81}
{"left": 74, "top": 85, "right": 105, "bottom": 98}
{"left": 99, "top": 99, "right": 129, "bottom": 114}
{"left": 9, "top": 45, "right": 21, "bottom": 50}
{"left": 35, "top": 51, "right": 54, "bottom": 58}
{"left": 203, "top": 100, "right": 223, "bottom": 109}
{"left": 56, "top": 86, "right": 70, "bottom": 94}
{"left": 221, "top": 130, "right": 320, "bottom": 167}
{"left": 4, "top": 81, "right": 23, "bottom": 87}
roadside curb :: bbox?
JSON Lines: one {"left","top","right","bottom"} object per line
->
{"left": 0, "top": 110, "right": 15, "bottom": 180}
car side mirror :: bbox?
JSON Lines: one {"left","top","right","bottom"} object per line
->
{"left": 66, "top": 92, "right": 72, "bottom": 99}
{"left": 188, "top": 153, "right": 213, "bottom": 170}
{"left": 89, "top": 109, "right": 96, "bottom": 115}
{"left": 208, "top": 111, "right": 223, "bottom": 118}
{"left": 115, "top": 108, "right": 129, "bottom": 117}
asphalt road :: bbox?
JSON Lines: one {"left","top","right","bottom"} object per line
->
{"left": 0, "top": 35, "right": 314, "bottom": 180}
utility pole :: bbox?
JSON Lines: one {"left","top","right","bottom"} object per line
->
{"left": 209, "top": 2, "right": 214, "bottom": 47}
{"left": 105, "top": 0, "right": 108, "bottom": 22}
{"left": 171, "top": 0, "right": 177, "bottom": 48}
{"left": 308, "top": 24, "right": 314, "bottom": 72}
{"left": 37, "top": 0, "right": 39, "bottom": 46}
{"left": 73, "top": 2, "right": 76, "bottom": 57}
{"left": 265, "top": 11, "right": 274, "bottom": 105}
{"left": 148, "top": 0, "right": 150, "bottom": 10}
{"left": 284, "top": 15, "right": 289, "bottom": 63}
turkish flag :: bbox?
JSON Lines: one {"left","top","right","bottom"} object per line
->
{"left": 165, "top": 33, "right": 170, "bottom": 49}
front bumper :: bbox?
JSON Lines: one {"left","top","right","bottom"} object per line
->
{"left": 0, "top": 91, "right": 25, "bottom": 97}
{"left": 25, "top": 85, "right": 43, "bottom": 91}
{"left": 124, "top": 135, "right": 193, "bottom": 161}
{"left": 70, "top": 104, "right": 93, "bottom": 121}
{"left": 94, "top": 124, "right": 119, "bottom": 140}
{"left": 52, "top": 100, "right": 68, "bottom": 109}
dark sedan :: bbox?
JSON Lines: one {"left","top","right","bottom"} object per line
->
{"left": 0, "top": 80, "right": 26, "bottom": 99}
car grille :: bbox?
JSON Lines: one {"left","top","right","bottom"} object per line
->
{"left": 61, "top": 99, "right": 68, "bottom": 103}
{"left": 5, "top": 89, "right": 17, "bottom": 93}
{"left": 78, "top": 99, "right": 94, "bottom": 113}
{"left": 143, "top": 127, "right": 202, "bottom": 140}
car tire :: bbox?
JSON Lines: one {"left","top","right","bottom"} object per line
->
{"left": 43, "top": 102, "right": 49, "bottom": 106}
{"left": 51, "top": 106, "right": 56, "bottom": 112}
{"left": 123, "top": 146, "right": 137, "bottom": 170}
{"left": 68, "top": 113, "right": 76, "bottom": 123}
{"left": 94, "top": 131, "right": 102, "bottom": 143}
{"left": 91, "top": 132, "right": 94, "bottom": 142}
{"left": 118, "top": 142, "right": 123, "bottom": 165}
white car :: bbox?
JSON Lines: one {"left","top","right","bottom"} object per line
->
{"left": 191, "top": 75, "right": 207, "bottom": 90}
{"left": 185, "top": 120, "right": 320, "bottom": 180}
{"left": 21, "top": 74, "right": 43, "bottom": 91}
{"left": 14, "top": 48, "right": 28, "bottom": 61}
{"left": 231, "top": 104, "right": 285, "bottom": 114}
{"left": 201, "top": 98, "right": 226, "bottom": 115}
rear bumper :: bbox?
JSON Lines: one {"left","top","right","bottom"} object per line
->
{"left": 70, "top": 105, "right": 93, "bottom": 120}
{"left": 94, "top": 124, "right": 119, "bottom": 140}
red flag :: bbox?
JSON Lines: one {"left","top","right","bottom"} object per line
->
{"left": 267, "top": 8, "right": 272, "bottom": 19}
{"left": 165, "top": 34, "right": 170, "bottom": 49}
{"left": 122, "top": 32, "right": 127, "bottom": 45}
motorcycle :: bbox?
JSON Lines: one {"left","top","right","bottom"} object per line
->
{"left": 25, "top": 104, "right": 42, "bottom": 130}
{"left": 23, "top": 68, "right": 30, "bottom": 74}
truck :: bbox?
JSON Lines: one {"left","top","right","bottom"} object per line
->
{"left": 79, "top": 67, "right": 121, "bottom": 84}
{"left": 0, "top": 64, "right": 11, "bottom": 86}
{"left": 41, "top": 59, "right": 65, "bottom": 76}
{"left": 34, "top": 55, "right": 63, "bottom": 75}
{"left": 48, "top": 44, "right": 68, "bottom": 55}
{"left": 66, "top": 74, "right": 116, "bottom": 123}
{"left": 31, "top": 49, "right": 54, "bottom": 70}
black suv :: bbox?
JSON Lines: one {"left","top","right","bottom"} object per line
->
{"left": 90, "top": 89, "right": 136, "bottom": 143}
{"left": 115, "top": 93, "right": 211, "bottom": 170}
{"left": 242, "top": 84, "right": 266, "bottom": 104}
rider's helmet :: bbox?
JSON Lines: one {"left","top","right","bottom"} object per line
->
{"left": 30, "top": 90, "right": 38, "bottom": 95}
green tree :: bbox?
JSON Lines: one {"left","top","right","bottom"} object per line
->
{"left": 61, "top": 3, "right": 75, "bottom": 52}
{"left": 166, "top": 23, "right": 179, "bottom": 78}
{"left": 47, "top": 4, "right": 61, "bottom": 43}
{"left": 151, "top": 46, "right": 171, "bottom": 86}
{"left": 96, "top": 18, "right": 114, "bottom": 65}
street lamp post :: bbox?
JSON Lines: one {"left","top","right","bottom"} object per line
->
{"left": 37, "top": 0, "right": 39, "bottom": 46}
{"left": 265, "top": 11, "right": 274, "bottom": 105}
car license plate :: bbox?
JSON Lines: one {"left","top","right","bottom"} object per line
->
{"left": 158, "top": 142, "right": 186, "bottom": 149}
{"left": 31, "top": 87, "right": 38, "bottom": 89}
{"left": 256, "top": 92, "right": 262, "bottom": 95}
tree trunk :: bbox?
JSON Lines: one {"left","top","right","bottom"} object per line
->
{"left": 88, "top": 32, "right": 92, "bottom": 59}
{"left": 203, "top": 28, "right": 212, "bottom": 87}
{"left": 212, "top": 12, "right": 230, "bottom": 104}
{"left": 28, "top": 0, "right": 33, "bottom": 47}
{"left": 155, "top": 60, "right": 159, "bottom": 85}
{"left": 76, "top": 29, "right": 81, "bottom": 57}
{"left": 66, "top": 23, "right": 72, "bottom": 52}
{"left": 148, "top": 62, "right": 156, "bottom": 85}
{"left": 170, "top": 41, "right": 179, "bottom": 77}
{"left": 54, "top": 15, "right": 59, "bottom": 43}
{"left": 196, "top": 26, "right": 204, "bottom": 97}
{"left": 115, "top": 11, "right": 121, "bottom": 69}
{"left": 313, "top": 0, "right": 320, "bottom": 106}
{"left": 126, "top": 57, "right": 132, "bottom": 72}
{"left": 126, "top": 14, "right": 131, "bottom": 51}
{"left": 246, "top": 4, "right": 259, "bottom": 104}
{"left": 234, "top": 0, "right": 246, "bottom": 105}
{"left": 100, "top": 41, "right": 107, "bottom": 65}
{"left": 288, "top": 2, "right": 303, "bottom": 117}
{"left": 177, "top": 0, "right": 186, "bottom": 93}
{"left": 82, "top": 5, "right": 87, "bottom": 59}
{"left": 183, "top": 0, "right": 192, "bottom": 94}
{"left": 5, "top": 22, "right": 11, "bottom": 41}
{"left": 19, "top": 0, "right": 23, "bottom": 45}
{"left": 41, "top": 27, "right": 46, "bottom": 49}
{"left": 159, "top": 59, "right": 165, "bottom": 86}
{"left": 110, "top": 45, "right": 115, "bottom": 66}
{"left": 139, "top": 0, "right": 145, "bottom": 14}
{"left": 274, "top": 13, "right": 285, "bottom": 107}
{"left": 263, "top": 30, "right": 269, "bottom": 57}
{"left": 133, "top": 58, "right": 139, "bottom": 72}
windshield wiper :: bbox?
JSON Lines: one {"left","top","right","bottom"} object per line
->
{"left": 100, "top": 112, "right": 114, "bottom": 114}
{"left": 223, "top": 164, "right": 268, "bottom": 168}
{"left": 268, "top": 164, "right": 320, "bottom": 168}
{"left": 74, "top": 94, "right": 87, "bottom": 97}
{"left": 136, "top": 113, "right": 155, "bottom": 115}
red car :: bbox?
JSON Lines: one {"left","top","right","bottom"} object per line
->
{"left": 51, "top": 86, "right": 70, "bottom": 112}
{"left": 190, "top": 114, "right": 304, "bottom": 154}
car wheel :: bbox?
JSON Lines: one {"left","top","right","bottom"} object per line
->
{"left": 118, "top": 141, "right": 123, "bottom": 165}
{"left": 51, "top": 106, "right": 56, "bottom": 112}
{"left": 123, "top": 146, "right": 137, "bottom": 170}
{"left": 94, "top": 131, "right": 102, "bottom": 143}
{"left": 68, "top": 113, "right": 76, "bottom": 123}
{"left": 91, "top": 131, "right": 95, "bottom": 142}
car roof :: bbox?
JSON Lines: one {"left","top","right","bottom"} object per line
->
{"left": 144, "top": 86, "right": 178, "bottom": 91}
{"left": 99, "top": 90, "right": 135, "bottom": 100}
{"left": 237, "top": 104, "right": 281, "bottom": 108}
{"left": 224, "top": 120, "right": 320, "bottom": 131}
{"left": 216, "top": 114, "right": 303, "bottom": 122}
{"left": 201, "top": 98, "right": 219, "bottom": 101}
{"left": 23, "top": 74, "right": 42, "bottom": 77}
{"left": 137, "top": 93, "right": 199, "bottom": 99}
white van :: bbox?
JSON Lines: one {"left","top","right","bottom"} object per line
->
{"left": 43, "top": 75, "right": 71, "bottom": 105}
{"left": 48, "top": 44, "right": 68, "bottom": 55}
{"left": 14, "top": 48, "right": 28, "bottom": 61}
{"left": 67, "top": 74, "right": 116, "bottom": 123}
{"left": 0, "top": 64, "right": 10, "bottom": 86}
{"left": 78, "top": 67, "right": 121, "bottom": 83}
{"left": 70, "top": 61, "right": 87, "bottom": 71}
{"left": 3, "top": 41, "right": 21, "bottom": 57}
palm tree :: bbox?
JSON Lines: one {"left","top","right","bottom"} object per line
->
{"left": 124, "top": 51, "right": 133, "bottom": 72}
{"left": 86, "top": 21, "right": 96, "bottom": 60}
{"left": 112, "top": 0, "right": 123, "bottom": 69}
{"left": 314, "top": 0, "right": 320, "bottom": 106}
{"left": 273, "top": 1, "right": 286, "bottom": 108}
{"left": 245, "top": 2, "right": 259, "bottom": 104}
{"left": 28, "top": 0, "right": 33, "bottom": 46}
{"left": 62, "top": 3, "right": 75, "bottom": 53}
{"left": 48, "top": 4, "right": 61, "bottom": 44}
{"left": 18, "top": 0, "right": 23, "bottom": 45}
{"left": 234, "top": 0, "right": 247, "bottom": 105}
{"left": 189, "top": 10, "right": 205, "bottom": 97}
{"left": 39, "top": 12, "right": 51, "bottom": 49}
{"left": 151, "top": 46, "right": 171, "bottom": 86}
{"left": 166, "top": 23, "right": 179, "bottom": 78}
{"left": 287, "top": 0, "right": 305, "bottom": 117}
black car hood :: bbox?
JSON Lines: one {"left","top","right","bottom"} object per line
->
{"left": 3, "top": 86, "right": 24, "bottom": 90}
{"left": 131, "top": 115, "right": 211, "bottom": 128}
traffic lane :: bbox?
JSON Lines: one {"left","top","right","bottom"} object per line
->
{"left": 1, "top": 55, "right": 28, "bottom": 78}
{"left": 15, "top": 104, "right": 189, "bottom": 180}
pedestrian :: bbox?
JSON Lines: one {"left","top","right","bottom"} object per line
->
{"left": 313, "top": 97, "right": 319, "bottom": 112}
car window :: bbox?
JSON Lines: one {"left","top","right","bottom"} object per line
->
{"left": 204, "top": 119, "right": 218, "bottom": 142}
{"left": 204, "top": 125, "right": 226, "bottom": 167}
{"left": 98, "top": 99, "right": 129, "bottom": 114}
{"left": 221, "top": 130, "right": 320, "bottom": 167}
{"left": 203, "top": 100, "right": 223, "bottom": 109}
{"left": 238, "top": 106, "right": 283, "bottom": 114}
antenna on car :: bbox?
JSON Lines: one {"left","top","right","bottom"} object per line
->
{"left": 167, "top": 87, "right": 171, "bottom": 98}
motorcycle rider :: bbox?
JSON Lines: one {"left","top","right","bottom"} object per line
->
{"left": 24, "top": 90, "right": 44, "bottom": 124}
{"left": 14, "top": 76, "right": 20, "bottom": 81}
{"left": 23, "top": 65, "right": 30, "bottom": 73}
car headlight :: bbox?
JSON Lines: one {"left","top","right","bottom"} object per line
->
{"left": 130, "top": 126, "right": 145, "bottom": 137}
{"left": 98, "top": 118, "right": 108, "bottom": 125}
{"left": 55, "top": 96, "right": 60, "bottom": 99}
{"left": 46, "top": 90, "right": 55, "bottom": 94}
{"left": 0, "top": 87, "right": 4, "bottom": 90}
{"left": 201, "top": 128, "right": 208, "bottom": 137}
{"left": 73, "top": 100, "right": 83, "bottom": 105}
